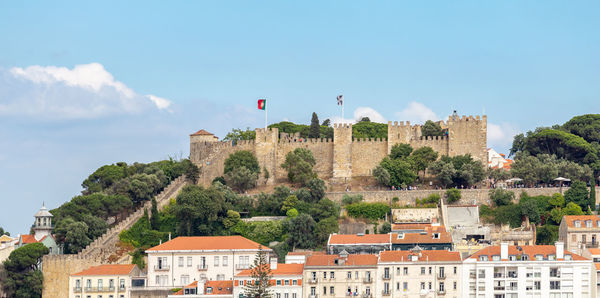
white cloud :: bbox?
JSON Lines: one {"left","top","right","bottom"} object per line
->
{"left": 395, "top": 101, "right": 439, "bottom": 124}
{"left": 353, "top": 107, "right": 386, "bottom": 123}
{"left": 488, "top": 122, "right": 520, "bottom": 153}
{"left": 1, "top": 63, "right": 171, "bottom": 119}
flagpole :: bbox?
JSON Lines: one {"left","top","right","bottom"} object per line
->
{"left": 265, "top": 99, "right": 268, "bottom": 130}
{"left": 341, "top": 100, "right": 344, "bottom": 123}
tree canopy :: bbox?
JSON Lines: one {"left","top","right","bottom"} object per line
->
{"left": 281, "top": 148, "right": 317, "bottom": 186}
{"left": 421, "top": 120, "right": 443, "bottom": 137}
{"left": 2, "top": 243, "right": 49, "bottom": 297}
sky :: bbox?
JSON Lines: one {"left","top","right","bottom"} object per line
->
{"left": 0, "top": 1, "right": 599, "bottom": 234}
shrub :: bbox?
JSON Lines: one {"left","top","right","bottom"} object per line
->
{"left": 345, "top": 202, "right": 390, "bottom": 220}
{"left": 342, "top": 194, "right": 363, "bottom": 206}
{"left": 490, "top": 189, "right": 515, "bottom": 207}
{"left": 445, "top": 188, "right": 461, "bottom": 204}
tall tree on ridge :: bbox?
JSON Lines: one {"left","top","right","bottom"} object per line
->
{"left": 309, "top": 112, "right": 320, "bottom": 138}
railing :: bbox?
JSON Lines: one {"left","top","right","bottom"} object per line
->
{"left": 382, "top": 274, "right": 391, "bottom": 280}
{"left": 494, "top": 286, "right": 505, "bottom": 291}
{"left": 73, "top": 287, "right": 82, "bottom": 293}
{"left": 154, "top": 265, "right": 170, "bottom": 271}
{"left": 198, "top": 264, "right": 208, "bottom": 271}
{"left": 118, "top": 286, "right": 126, "bottom": 292}
{"left": 438, "top": 273, "right": 446, "bottom": 280}
{"left": 507, "top": 272, "right": 518, "bottom": 278}
{"left": 494, "top": 273, "right": 504, "bottom": 278}
{"left": 309, "top": 279, "right": 318, "bottom": 284}
{"left": 382, "top": 290, "right": 391, "bottom": 296}
{"left": 437, "top": 290, "right": 446, "bottom": 295}
{"left": 363, "top": 277, "right": 373, "bottom": 283}
{"left": 236, "top": 264, "right": 250, "bottom": 270}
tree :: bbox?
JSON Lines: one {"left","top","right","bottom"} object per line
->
{"left": 509, "top": 133, "right": 527, "bottom": 157}
{"left": 2, "top": 243, "right": 49, "bottom": 297}
{"left": 81, "top": 163, "right": 128, "bottom": 194}
{"left": 562, "top": 114, "right": 600, "bottom": 144}
{"left": 322, "top": 119, "right": 331, "bottom": 126}
{"left": 520, "top": 200, "right": 540, "bottom": 224}
{"left": 65, "top": 221, "right": 91, "bottom": 253}
{"left": 285, "top": 214, "right": 317, "bottom": 250}
{"left": 410, "top": 147, "right": 438, "bottom": 175}
{"left": 352, "top": 121, "right": 388, "bottom": 139}
{"left": 315, "top": 217, "right": 339, "bottom": 244}
{"left": 390, "top": 144, "right": 413, "bottom": 160}
{"left": 306, "top": 178, "right": 326, "bottom": 203}
{"left": 373, "top": 165, "right": 391, "bottom": 186}
{"left": 549, "top": 193, "right": 565, "bottom": 208}
{"left": 224, "top": 151, "right": 260, "bottom": 175}
{"left": 379, "top": 157, "right": 417, "bottom": 187}
{"left": 150, "top": 198, "right": 160, "bottom": 230}
{"left": 308, "top": 198, "right": 340, "bottom": 222}
{"left": 184, "top": 160, "right": 200, "bottom": 184}
{"left": 421, "top": 120, "right": 443, "bottom": 137}
{"left": 379, "top": 222, "right": 391, "bottom": 234}
{"left": 223, "top": 128, "right": 256, "bottom": 142}
{"left": 430, "top": 155, "right": 485, "bottom": 188}
{"left": 564, "top": 181, "right": 590, "bottom": 208}
{"left": 281, "top": 195, "right": 298, "bottom": 213}
{"left": 524, "top": 129, "right": 596, "bottom": 163}
{"left": 445, "top": 188, "right": 461, "bottom": 204}
{"left": 243, "top": 246, "right": 273, "bottom": 298}
{"left": 281, "top": 148, "right": 317, "bottom": 186}
{"left": 225, "top": 166, "right": 259, "bottom": 192}
{"left": 173, "top": 185, "right": 228, "bottom": 236}
{"left": 309, "top": 112, "right": 320, "bottom": 138}
{"left": 536, "top": 224, "right": 559, "bottom": 244}
{"left": 490, "top": 189, "right": 515, "bottom": 207}
{"left": 0, "top": 227, "right": 9, "bottom": 236}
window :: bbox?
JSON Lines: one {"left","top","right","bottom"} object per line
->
{"left": 119, "top": 279, "right": 125, "bottom": 290}
{"left": 86, "top": 279, "right": 91, "bottom": 290}
{"left": 384, "top": 267, "right": 390, "bottom": 279}
{"left": 311, "top": 272, "right": 316, "bottom": 281}
{"left": 548, "top": 254, "right": 556, "bottom": 260}
{"left": 347, "top": 271, "right": 352, "bottom": 279}
{"left": 453, "top": 266, "right": 457, "bottom": 274}
{"left": 276, "top": 280, "right": 282, "bottom": 285}
{"left": 439, "top": 282, "right": 445, "bottom": 292}
{"left": 178, "top": 256, "right": 183, "bottom": 267}
{"left": 200, "top": 256, "right": 207, "bottom": 268}
{"left": 76, "top": 279, "right": 81, "bottom": 289}
{"left": 428, "top": 282, "right": 432, "bottom": 290}
{"left": 565, "top": 254, "right": 572, "bottom": 260}
{"left": 293, "top": 279, "right": 297, "bottom": 285}
{"left": 439, "top": 267, "right": 445, "bottom": 278}
{"left": 534, "top": 281, "right": 541, "bottom": 290}
{"left": 187, "top": 257, "right": 192, "bottom": 267}
{"left": 214, "top": 256, "right": 219, "bottom": 266}
{"left": 420, "top": 282, "right": 425, "bottom": 290}
{"left": 330, "top": 271, "right": 334, "bottom": 279}
{"left": 428, "top": 267, "right": 432, "bottom": 275}
{"left": 276, "top": 294, "right": 280, "bottom": 298}
{"left": 586, "top": 220, "right": 592, "bottom": 227}
{"left": 403, "top": 267, "right": 408, "bottom": 274}
{"left": 492, "top": 255, "right": 500, "bottom": 261}
{"left": 330, "top": 286, "right": 334, "bottom": 294}
{"left": 285, "top": 279, "right": 289, "bottom": 285}
{"left": 535, "top": 254, "right": 543, "bottom": 260}
{"left": 293, "top": 294, "right": 297, "bottom": 298}
{"left": 421, "top": 267, "right": 425, "bottom": 275}
{"left": 479, "top": 255, "right": 489, "bottom": 261}
{"left": 550, "top": 268, "right": 559, "bottom": 277}
{"left": 403, "top": 282, "right": 408, "bottom": 291}
{"left": 285, "top": 294, "right": 289, "bottom": 298}
{"left": 355, "top": 271, "right": 359, "bottom": 279}
{"left": 323, "top": 272, "right": 327, "bottom": 279}
{"left": 217, "top": 274, "right": 225, "bottom": 281}
{"left": 181, "top": 275, "right": 189, "bottom": 285}
{"left": 453, "top": 281, "right": 457, "bottom": 290}
{"left": 574, "top": 220, "right": 581, "bottom": 227}
{"left": 223, "top": 256, "right": 228, "bottom": 266}
{"left": 550, "top": 281, "right": 560, "bottom": 290}
{"left": 583, "top": 234, "right": 587, "bottom": 243}
{"left": 572, "top": 234, "right": 577, "bottom": 242}
{"left": 310, "top": 287, "right": 316, "bottom": 295}
{"left": 323, "top": 286, "right": 327, "bottom": 294}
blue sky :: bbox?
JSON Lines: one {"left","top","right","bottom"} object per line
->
{"left": 1, "top": 1, "right": 599, "bottom": 234}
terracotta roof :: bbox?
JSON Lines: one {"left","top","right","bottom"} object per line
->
{"left": 391, "top": 223, "right": 432, "bottom": 231}
{"left": 146, "top": 236, "right": 270, "bottom": 252}
{"left": 205, "top": 280, "right": 233, "bottom": 295}
{"left": 287, "top": 251, "right": 326, "bottom": 256}
{"left": 595, "top": 263, "right": 600, "bottom": 271}
{"left": 305, "top": 254, "right": 378, "bottom": 267}
{"left": 236, "top": 264, "right": 304, "bottom": 276}
{"left": 190, "top": 129, "right": 215, "bottom": 136}
{"left": 72, "top": 264, "right": 136, "bottom": 276}
{"left": 562, "top": 215, "right": 600, "bottom": 228}
{"left": 379, "top": 250, "right": 461, "bottom": 262}
{"left": 587, "top": 248, "right": 600, "bottom": 255}
{"left": 328, "top": 234, "right": 390, "bottom": 245}
{"left": 467, "top": 245, "right": 588, "bottom": 261}
{"left": 20, "top": 235, "right": 39, "bottom": 244}
{"left": 391, "top": 226, "right": 452, "bottom": 244}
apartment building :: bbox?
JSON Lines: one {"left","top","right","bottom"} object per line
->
{"left": 303, "top": 251, "right": 378, "bottom": 298}
{"left": 463, "top": 242, "right": 595, "bottom": 298}
{"left": 69, "top": 264, "right": 141, "bottom": 298}
{"left": 233, "top": 261, "right": 303, "bottom": 298}
{"left": 145, "top": 236, "right": 272, "bottom": 289}
{"left": 168, "top": 280, "right": 233, "bottom": 297}
{"left": 559, "top": 215, "right": 600, "bottom": 254}
{"left": 376, "top": 249, "right": 462, "bottom": 298}
{"left": 391, "top": 225, "right": 452, "bottom": 251}
{"left": 327, "top": 234, "right": 390, "bottom": 254}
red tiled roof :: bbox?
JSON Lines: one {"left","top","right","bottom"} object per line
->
{"left": 20, "top": 235, "right": 40, "bottom": 244}
{"left": 286, "top": 251, "right": 326, "bottom": 256}
{"left": 588, "top": 248, "right": 600, "bottom": 255}
{"left": 328, "top": 234, "right": 389, "bottom": 245}
{"left": 391, "top": 223, "right": 432, "bottom": 231}
{"left": 147, "top": 236, "right": 271, "bottom": 252}
{"left": 72, "top": 264, "right": 136, "bottom": 276}
{"left": 305, "top": 254, "right": 378, "bottom": 267}
{"left": 468, "top": 245, "right": 588, "bottom": 261}
{"left": 190, "top": 129, "right": 215, "bottom": 136}
{"left": 379, "top": 250, "right": 461, "bottom": 262}
{"left": 595, "top": 263, "right": 600, "bottom": 271}
{"left": 205, "top": 280, "right": 233, "bottom": 295}
{"left": 391, "top": 226, "right": 451, "bottom": 244}
{"left": 563, "top": 215, "right": 600, "bottom": 228}
{"left": 236, "top": 264, "right": 304, "bottom": 276}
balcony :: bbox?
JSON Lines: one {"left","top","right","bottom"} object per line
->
{"left": 382, "top": 290, "right": 391, "bottom": 296}
{"left": 382, "top": 274, "right": 391, "bottom": 280}
{"left": 362, "top": 294, "right": 371, "bottom": 298}
{"left": 438, "top": 273, "right": 446, "bottom": 280}
{"left": 73, "top": 287, "right": 82, "bottom": 293}
{"left": 494, "top": 286, "right": 505, "bottom": 291}
{"left": 309, "top": 295, "right": 319, "bottom": 298}
{"left": 507, "top": 272, "right": 518, "bottom": 278}
{"left": 197, "top": 264, "right": 208, "bottom": 271}
{"left": 236, "top": 264, "right": 250, "bottom": 270}
{"left": 154, "top": 265, "right": 170, "bottom": 271}
{"left": 118, "top": 286, "right": 126, "bottom": 292}
{"left": 363, "top": 277, "right": 373, "bottom": 283}
{"left": 437, "top": 290, "right": 446, "bottom": 295}
{"left": 469, "top": 272, "right": 476, "bottom": 278}
{"left": 493, "top": 273, "right": 504, "bottom": 278}
{"left": 309, "top": 279, "right": 318, "bottom": 284}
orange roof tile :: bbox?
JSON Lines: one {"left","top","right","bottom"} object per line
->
{"left": 587, "top": 248, "right": 600, "bottom": 255}
{"left": 190, "top": 129, "right": 215, "bottom": 136}
{"left": 391, "top": 226, "right": 452, "bottom": 244}
{"left": 20, "top": 235, "right": 38, "bottom": 244}
{"left": 468, "top": 245, "right": 588, "bottom": 261}
{"left": 286, "top": 251, "right": 326, "bottom": 256}
{"left": 205, "top": 280, "right": 233, "bottom": 295}
{"left": 146, "top": 236, "right": 271, "bottom": 252}
{"left": 236, "top": 263, "right": 304, "bottom": 277}
{"left": 305, "top": 254, "right": 378, "bottom": 267}
{"left": 391, "top": 223, "right": 432, "bottom": 231}
{"left": 563, "top": 215, "right": 600, "bottom": 228}
{"left": 595, "top": 263, "right": 600, "bottom": 271}
{"left": 328, "top": 234, "right": 389, "bottom": 245}
{"left": 379, "top": 250, "right": 461, "bottom": 262}
{"left": 72, "top": 264, "right": 136, "bottom": 276}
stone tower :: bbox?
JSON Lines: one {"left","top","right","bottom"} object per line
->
{"left": 333, "top": 123, "right": 353, "bottom": 181}
{"left": 33, "top": 203, "right": 53, "bottom": 241}
{"left": 255, "top": 127, "right": 279, "bottom": 185}
{"left": 447, "top": 115, "right": 487, "bottom": 162}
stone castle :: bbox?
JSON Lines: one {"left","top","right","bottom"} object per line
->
{"left": 190, "top": 114, "right": 487, "bottom": 186}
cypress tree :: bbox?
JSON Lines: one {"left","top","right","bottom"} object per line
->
{"left": 590, "top": 180, "right": 597, "bottom": 210}
{"left": 309, "top": 112, "right": 320, "bottom": 138}
{"left": 150, "top": 198, "right": 160, "bottom": 230}
{"left": 243, "top": 246, "right": 273, "bottom": 298}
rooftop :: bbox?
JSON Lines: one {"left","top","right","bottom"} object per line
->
{"left": 146, "top": 236, "right": 270, "bottom": 252}
{"left": 562, "top": 215, "right": 600, "bottom": 228}
{"left": 236, "top": 264, "right": 304, "bottom": 276}
{"left": 379, "top": 250, "right": 462, "bottom": 262}
{"left": 72, "top": 264, "right": 136, "bottom": 276}
{"left": 328, "top": 234, "right": 389, "bottom": 245}
{"left": 172, "top": 280, "right": 233, "bottom": 296}
{"left": 468, "top": 245, "right": 588, "bottom": 261}
{"left": 190, "top": 129, "right": 215, "bottom": 136}
{"left": 392, "top": 226, "right": 452, "bottom": 244}
{"left": 305, "top": 254, "right": 378, "bottom": 267}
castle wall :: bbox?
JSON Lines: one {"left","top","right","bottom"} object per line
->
{"left": 447, "top": 115, "right": 487, "bottom": 162}
{"left": 333, "top": 124, "right": 353, "bottom": 180}
{"left": 351, "top": 139, "right": 388, "bottom": 176}
{"left": 387, "top": 121, "right": 422, "bottom": 154}
{"left": 275, "top": 139, "right": 334, "bottom": 181}
{"left": 409, "top": 135, "right": 449, "bottom": 155}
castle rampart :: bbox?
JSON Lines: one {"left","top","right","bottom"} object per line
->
{"left": 190, "top": 114, "right": 487, "bottom": 186}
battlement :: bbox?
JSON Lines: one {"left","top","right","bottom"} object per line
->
{"left": 389, "top": 121, "right": 412, "bottom": 128}
{"left": 279, "top": 138, "right": 333, "bottom": 143}
{"left": 333, "top": 123, "right": 352, "bottom": 129}
{"left": 352, "top": 138, "right": 386, "bottom": 142}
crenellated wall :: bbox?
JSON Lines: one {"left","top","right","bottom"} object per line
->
{"left": 191, "top": 115, "right": 487, "bottom": 186}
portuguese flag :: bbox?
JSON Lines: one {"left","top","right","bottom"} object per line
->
{"left": 258, "top": 99, "right": 266, "bottom": 110}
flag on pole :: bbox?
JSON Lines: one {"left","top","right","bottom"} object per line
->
{"left": 337, "top": 95, "right": 343, "bottom": 106}
{"left": 258, "top": 99, "right": 266, "bottom": 110}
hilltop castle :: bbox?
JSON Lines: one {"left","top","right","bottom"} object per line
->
{"left": 190, "top": 114, "right": 487, "bottom": 186}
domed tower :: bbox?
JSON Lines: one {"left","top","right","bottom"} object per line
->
{"left": 33, "top": 203, "right": 53, "bottom": 240}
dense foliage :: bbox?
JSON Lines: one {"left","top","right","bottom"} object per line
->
{"left": 445, "top": 188, "right": 461, "bottom": 204}
{"left": 352, "top": 121, "right": 388, "bottom": 139}
{"left": 2, "top": 243, "right": 49, "bottom": 297}
{"left": 429, "top": 154, "right": 485, "bottom": 188}
{"left": 345, "top": 202, "right": 391, "bottom": 220}
{"left": 281, "top": 148, "right": 317, "bottom": 186}
{"left": 421, "top": 120, "right": 444, "bottom": 137}
{"left": 223, "top": 128, "right": 256, "bottom": 142}
{"left": 0, "top": 227, "right": 9, "bottom": 236}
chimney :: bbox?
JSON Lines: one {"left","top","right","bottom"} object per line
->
{"left": 555, "top": 242, "right": 564, "bottom": 259}
{"left": 270, "top": 256, "right": 278, "bottom": 270}
{"left": 501, "top": 242, "right": 509, "bottom": 260}
{"left": 168, "top": 232, "right": 172, "bottom": 241}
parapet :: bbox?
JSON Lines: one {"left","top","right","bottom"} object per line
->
{"left": 333, "top": 123, "right": 352, "bottom": 129}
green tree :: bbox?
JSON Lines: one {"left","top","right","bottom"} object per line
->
{"left": 520, "top": 200, "right": 540, "bottom": 224}
{"left": 352, "top": 121, "right": 388, "bottom": 139}
{"left": 2, "top": 243, "right": 49, "bottom": 297}
{"left": 562, "top": 114, "right": 600, "bottom": 144}
{"left": 549, "top": 193, "right": 566, "bottom": 208}
{"left": 81, "top": 163, "right": 128, "bottom": 194}
{"left": 150, "top": 198, "right": 160, "bottom": 230}
{"left": 379, "top": 221, "right": 391, "bottom": 234}
{"left": 410, "top": 147, "right": 439, "bottom": 175}
{"left": 373, "top": 165, "right": 391, "bottom": 186}
{"left": 322, "top": 119, "right": 331, "bottom": 126}
{"left": 173, "top": 185, "right": 228, "bottom": 236}
{"left": 243, "top": 246, "right": 273, "bottom": 298}
{"left": 224, "top": 151, "right": 260, "bottom": 175}
{"left": 345, "top": 202, "right": 390, "bottom": 220}
{"left": 564, "top": 181, "right": 590, "bottom": 208}
{"left": 445, "top": 188, "right": 461, "bottom": 204}
{"left": 390, "top": 144, "right": 413, "bottom": 160}
{"left": 421, "top": 120, "right": 443, "bottom": 137}
{"left": 379, "top": 157, "right": 417, "bottom": 187}
{"left": 430, "top": 155, "right": 484, "bottom": 187}
{"left": 281, "top": 195, "right": 299, "bottom": 213}
{"left": 65, "top": 221, "right": 91, "bottom": 253}
{"left": 509, "top": 133, "right": 527, "bottom": 157}
{"left": 225, "top": 166, "right": 259, "bottom": 192}
{"left": 490, "top": 189, "right": 515, "bottom": 207}
{"left": 281, "top": 148, "right": 317, "bottom": 186}
{"left": 309, "top": 112, "right": 320, "bottom": 138}
{"left": 285, "top": 214, "right": 317, "bottom": 250}
{"left": 306, "top": 178, "right": 326, "bottom": 203}
{"left": 0, "top": 227, "right": 9, "bottom": 236}
{"left": 315, "top": 216, "right": 339, "bottom": 244}
{"left": 286, "top": 208, "right": 299, "bottom": 218}
{"left": 341, "top": 194, "right": 363, "bottom": 206}
{"left": 223, "top": 210, "right": 241, "bottom": 229}
{"left": 223, "top": 128, "right": 256, "bottom": 142}
{"left": 308, "top": 198, "right": 340, "bottom": 222}
{"left": 536, "top": 224, "right": 559, "bottom": 244}
{"left": 525, "top": 129, "right": 596, "bottom": 163}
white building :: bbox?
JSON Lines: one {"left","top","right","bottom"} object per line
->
{"left": 376, "top": 248, "right": 462, "bottom": 298}
{"left": 145, "top": 236, "right": 272, "bottom": 289}
{"left": 69, "top": 264, "right": 141, "bottom": 298}
{"left": 462, "top": 242, "right": 595, "bottom": 298}
{"left": 233, "top": 261, "right": 303, "bottom": 298}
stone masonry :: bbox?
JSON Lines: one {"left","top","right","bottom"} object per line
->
{"left": 190, "top": 114, "right": 487, "bottom": 186}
